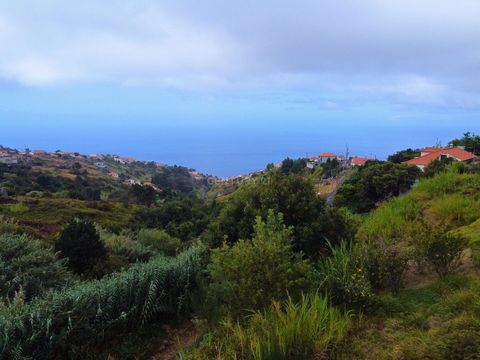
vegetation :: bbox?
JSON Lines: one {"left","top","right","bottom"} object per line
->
{"left": 55, "top": 218, "right": 106, "bottom": 274}
{"left": 387, "top": 148, "right": 420, "bottom": 163}
{"left": 210, "top": 172, "right": 355, "bottom": 256}
{"left": 335, "top": 162, "right": 421, "bottom": 213}
{"left": 0, "top": 233, "right": 72, "bottom": 301}
{"left": 0, "top": 245, "right": 205, "bottom": 359}
{"left": 449, "top": 131, "right": 480, "bottom": 155}
{"left": 0, "top": 134, "right": 478, "bottom": 359}
{"left": 206, "top": 211, "right": 315, "bottom": 319}
{"left": 185, "top": 294, "right": 351, "bottom": 360}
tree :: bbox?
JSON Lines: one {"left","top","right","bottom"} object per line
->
{"left": 449, "top": 132, "right": 480, "bottom": 155}
{"left": 424, "top": 157, "right": 456, "bottom": 177}
{"left": 280, "top": 157, "right": 307, "bottom": 175}
{"left": 130, "top": 184, "right": 157, "bottom": 207}
{"left": 388, "top": 148, "right": 420, "bottom": 164}
{"left": 210, "top": 173, "right": 342, "bottom": 256}
{"left": 55, "top": 218, "right": 106, "bottom": 274}
{"left": 335, "top": 162, "right": 421, "bottom": 213}
{"left": 207, "top": 211, "right": 315, "bottom": 318}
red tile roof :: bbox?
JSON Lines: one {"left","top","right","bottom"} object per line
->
{"left": 404, "top": 147, "right": 476, "bottom": 166}
{"left": 351, "top": 157, "right": 369, "bottom": 166}
{"left": 319, "top": 152, "right": 336, "bottom": 157}
{"left": 420, "top": 147, "right": 442, "bottom": 154}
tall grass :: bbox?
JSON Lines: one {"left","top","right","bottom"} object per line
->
{"left": 0, "top": 244, "right": 206, "bottom": 359}
{"left": 185, "top": 294, "right": 351, "bottom": 360}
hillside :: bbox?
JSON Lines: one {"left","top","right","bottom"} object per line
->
{"left": 1, "top": 135, "right": 480, "bottom": 360}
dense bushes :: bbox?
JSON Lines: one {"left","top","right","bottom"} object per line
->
{"left": 185, "top": 294, "right": 351, "bottom": 360}
{"left": 335, "top": 162, "right": 421, "bottom": 213}
{"left": 421, "top": 228, "right": 468, "bottom": 278}
{"left": 207, "top": 211, "right": 315, "bottom": 319}
{"left": 210, "top": 173, "right": 352, "bottom": 257}
{"left": 318, "top": 242, "right": 374, "bottom": 310}
{"left": 0, "top": 233, "right": 72, "bottom": 301}
{"left": 0, "top": 245, "right": 206, "bottom": 359}
{"left": 137, "top": 228, "right": 182, "bottom": 256}
{"left": 55, "top": 218, "right": 106, "bottom": 274}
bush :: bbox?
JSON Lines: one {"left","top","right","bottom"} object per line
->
{"left": 137, "top": 228, "right": 182, "bottom": 256}
{"left": 0, "top": 215, "right": 21, "bottom": 236}
{"left": 207, "top": 211, "right": 316, "bottom": 319}
{"left": 318, "top": 242, "right": 374, "bottom": 311}
{"left": 55, "top": 218, "right": 106, "bottom": 274}
{"left": 99, "top": 228, "right": 153, "bottom": 263}
{"left": 0, "top": 233, "right": 72, "bottom": 301}
{"left": 0, "top": 245, "right": 206, "bottom": 359}
{"left": 184, "top": 294, "right": 350, "bottom": 360}
{"left": 423, "top": 228, "right": 468, "bottom": 278}
{"left": 362, "top": 238, "right": 410, "bottom": 295}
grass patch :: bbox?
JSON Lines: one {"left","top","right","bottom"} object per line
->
{"left": 339, "top": 275, "right": 480, "bottom": 360}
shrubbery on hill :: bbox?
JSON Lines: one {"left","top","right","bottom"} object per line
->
{"left": 206, "top": 211, "right": 315, "bottom": 319}
{"left": 55, "top": 218, "right": 106, "bottom": 274}
{"left": 0, "top": 233, "right": 72, "bottom": 301}
{"left": 335, "top": 162, "right": 421, "bottom": 213}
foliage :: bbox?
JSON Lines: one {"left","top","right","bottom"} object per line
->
{"left": 136, "top": 194, "right": 216, "bottom": 241}
{"left": 0, "top": 215, "right": 21, "bottom": 236}
{"left": 280, "top": 157, "right": 307, "bottom": 175}
{"left": 151, "top": 166, "right": 196, "bottom": 194}
{"left": 318, "top": 242, "right": 374, "bottom": 311}
{"left": 424, "top": 157, "right": 456, "bottom": 177}
{"left": 449, "top": 131, "right": 480, "bottom": 155}
{"left": 421, "top": 228, "right": 468, "bottom": 278}
{"left": 335, "top": 162, "right": 421, "bottom": 213}
{"left": 55, "top": 218, "right": 106, "bottom": 274}
{"left": 0, "top": 245, "right": 206, "bottom": 360}
{"left": 339, "top": 275, "right": 480, "bottom": 360}
{"left": 210, "top": 173, "right": 343, "bottom": 257}
{"left": 137, "top": 228, "right": 182, "bottom": 256}
{"left": 387, "top": 148, "right": 420, "bottom": 164}
{"left": 129, "top": 184, "right": 157, "bottom": 207}
{"left": 0, "top": 233, "right": 72, "bottom": 301}
{"left": 362, "top": 238, "right": 410, "bottom": 295}
{"left": 99, "top": 228, "right": 153, "bottom": 263}
{"left": 207, "top": 211, "right": 315, "bottom": 319}
{"left": 185, "top": 294, "right": 350, "bottom": 360}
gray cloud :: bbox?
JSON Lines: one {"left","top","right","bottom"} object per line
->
{"left": 0, "top": 0, "right": 479, "bottom": 107}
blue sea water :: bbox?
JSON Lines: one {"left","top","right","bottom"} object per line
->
{"left": 3, "top": 115, "right": 478, "bottom": 177}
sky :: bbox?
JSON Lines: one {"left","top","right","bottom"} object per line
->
{"left": 1, "top": 0, "right": 480, "bottom": 176}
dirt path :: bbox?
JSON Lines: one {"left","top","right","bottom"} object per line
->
{"left": 148, "top": 322, "right": 200, "bottom": 360}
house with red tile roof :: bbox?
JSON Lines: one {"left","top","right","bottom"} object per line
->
{"left": 403, "top": 147, "right": 476, "bottom": 171}
{"left": 318, "top": 152, "right": 337, "bottom": 164}
{"left": 350, "top": 157, "right": 369, "bottom": 167}
{"left": 108, "top": 171, "right": 119, "bottom": 179}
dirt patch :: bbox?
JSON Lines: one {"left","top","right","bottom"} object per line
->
{"left": 149, "top": 322, "right": 199, "bottom": 360}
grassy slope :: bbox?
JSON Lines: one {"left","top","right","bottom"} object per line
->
{"left": 340, "top": 166, "right": 480, "bottom": 359}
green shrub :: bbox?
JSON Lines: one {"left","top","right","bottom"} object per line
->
{"left": 318, "top": 242, "right": 374, "bottom": 311}
{"left": 7, "top": 202, "right": 29, "bottom": 214}
{"left": 55, "top": 218, "right": 106, "bottom": 274}
{"left": 207, "top": 211, "right": 315, "bottom": 319}
{"left": 362, "top": 238, "right": 410, "bottom": 295}
{"left": 0, "top": 233, "right": 72, "bottom": 301}
{"left": 137, "top": 228, "right": 182, "bottom": 256}
{"left": 0, "top": 245, "right": 206, "bottom": 359}
{"left": 99, "top": 228, "right": 152, "bottom": 263}
{"left": 185, "top": 294, "right": 350, "bottom": 360}
{"left": 422, "top": 228, "right": 468, "bottom": 278}
{"left": 0, "top": 215, "right": 21, "bottom": 235}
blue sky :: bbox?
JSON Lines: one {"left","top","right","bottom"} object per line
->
{"left": 1, "top": 0, "right": 480, "bottom": 176}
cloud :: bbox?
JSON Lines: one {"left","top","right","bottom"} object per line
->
{"left": 0, "top": 0, "right": 479, "bottom": 107}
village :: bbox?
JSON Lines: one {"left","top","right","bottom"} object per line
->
{"left": 1, "top": 144, "right": 476, "bottom": 192}
{"left": 0, "top": 147, "right": 210, "bottom": 191}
